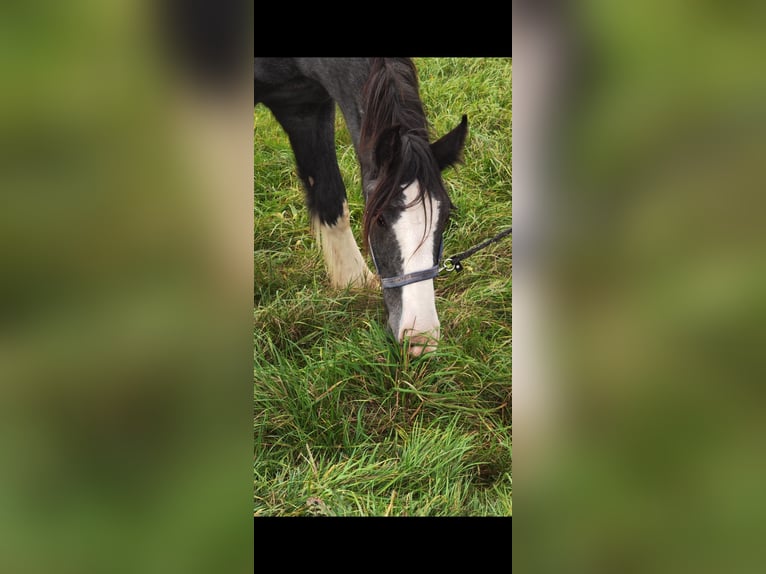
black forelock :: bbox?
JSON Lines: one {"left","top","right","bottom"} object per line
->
{"left": 360, "top": 59, "right": 452, "bottom": 250}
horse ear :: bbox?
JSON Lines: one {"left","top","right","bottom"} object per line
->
{"left": 431, "top": 114, "right": 468, "bottom": 171}
{"left": 374, "top": 124, "right": 402, "bottom": 167}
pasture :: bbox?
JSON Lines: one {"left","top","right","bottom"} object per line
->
{"left": 254, "top": 58, "right": 512, "bottom": 516}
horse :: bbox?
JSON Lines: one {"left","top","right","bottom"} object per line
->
{"left": 254, "top": 58, "right": 468, "bottom": 356}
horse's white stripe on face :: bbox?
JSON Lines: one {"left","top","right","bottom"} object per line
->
{"left": 391, "top": 182, "right": 441, "bottom": 352}
{"left": 313, "top": 201, "right": 376, "bottom": 289}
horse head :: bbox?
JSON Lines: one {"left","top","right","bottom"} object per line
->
{"left": 364, "top": 115, "right": 468, "bottom": 356}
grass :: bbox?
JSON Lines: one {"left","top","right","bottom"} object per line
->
{"left": 254, "top": 58, "right": 512, "bottom": 516}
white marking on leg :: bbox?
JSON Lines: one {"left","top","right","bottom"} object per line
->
{"left": 312, "top": 200, "right": 377, "bottom": 289}
{"left": 391, "top": 182, "right": 441, "bottom": 353}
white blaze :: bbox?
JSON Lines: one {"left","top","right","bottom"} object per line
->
{"left": 392, "top": 182, "right": 441, "bottom": 354}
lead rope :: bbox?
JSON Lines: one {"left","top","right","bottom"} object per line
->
{"left": 441, "top": 226, "right": 512, "bottom": 273}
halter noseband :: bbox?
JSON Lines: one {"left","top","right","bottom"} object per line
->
{"left": 369, "top": 238, "right": 443, "bottom": 289}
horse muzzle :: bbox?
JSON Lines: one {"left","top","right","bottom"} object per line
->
{"left": 401, "top": 326, "right": 440, "bottom": 357}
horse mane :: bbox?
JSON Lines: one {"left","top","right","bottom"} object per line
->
{"left": 360, "top": 58, "right": 451, "bottom": 251}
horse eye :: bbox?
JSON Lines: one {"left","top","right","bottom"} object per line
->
{"left": 376, "top": 215, "right": 387, "bottom": 228}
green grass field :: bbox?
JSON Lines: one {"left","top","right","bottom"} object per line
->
{"left": 254, "top": 58, "right": 512, "bottom": 516}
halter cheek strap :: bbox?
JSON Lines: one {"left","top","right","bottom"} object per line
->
{"left": 369, "top": 238, "right": 443, "bottom": 289}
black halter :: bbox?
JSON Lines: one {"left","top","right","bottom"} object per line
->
{"left": 369, "top": 238, "right": 443, "bottom": 289}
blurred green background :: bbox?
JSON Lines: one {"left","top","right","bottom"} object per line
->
{"left": 0, "top": 2, "right": 252, "bottom": 573}
{"left": 514, "top": 1, "right": 766, "bottom": 572}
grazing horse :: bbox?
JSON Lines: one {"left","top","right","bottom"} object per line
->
{"left": 254, "top": 58, "right": 468, "bottom": 355}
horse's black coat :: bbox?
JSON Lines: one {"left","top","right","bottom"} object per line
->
{"left": 254, "top": 58, "right": 373, "bottom": 227}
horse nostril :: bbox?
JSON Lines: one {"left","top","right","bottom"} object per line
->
{"left": 408, "top": 341, "right": 437, "bottom": 357}
{"left": 402, "top": 329, "right": 440, "bottom": 357}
